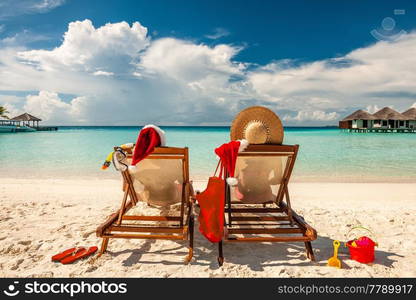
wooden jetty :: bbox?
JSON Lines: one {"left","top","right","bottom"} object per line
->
{"left": 35, "top": 126, "right": 58, "bottom": 131}
{"left": 1, "top": 113, "right": 59, "bottom": 132}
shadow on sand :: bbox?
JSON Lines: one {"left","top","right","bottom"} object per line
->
{"left": 102, "top": 232, "right": 403, "bottom": 271}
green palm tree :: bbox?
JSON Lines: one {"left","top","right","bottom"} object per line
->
{"left": 0, "top": 106, "right": 10, "bottom": 119}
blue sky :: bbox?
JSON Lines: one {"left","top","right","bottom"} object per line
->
{"left": 4, "top": 0, "right": 416, "bottom": 63}
{"left": 1, "top": 0, "right": 416, "bottom": 125}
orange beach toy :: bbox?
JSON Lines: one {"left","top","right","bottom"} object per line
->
{"left": 327, "top": 240, "right": 342, "bottom": 268}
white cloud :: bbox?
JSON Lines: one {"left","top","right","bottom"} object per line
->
{"left": 17, "top": 20, "right": 149, "bottom": 73}
{"left": 0, "top": 0, "right": 65, "bottom": 19}
{"left": 32, "top": 0, "right": 65, "bottom": 11}
{"left": 366, "top": 104, "right": 380, "bottom": 114}
{"left": 283, "top": 110, "right": 339, "bottom": 122}
{"left": 16, "top": 91, "right": 95, "bottom": 124}
{"left": 139, "top": 38, "right": 242, "bottom": 83}
{"left": 23, "top": 91, "right": 75, "bottom": 123}
{"left": 205, "top": 28, "right": 230, "bottom": 40}
{"left": 248, "top": 32, "right": 416, "bottom": 123}
{"left": 1, "top": 102, "right": 21, "bottom": 118}
{"left": 0, "top": 30, "right": 49, "bottom": 47}
{"left": 93, "top": 70, "right": 114, "bottom": 76}
{"left": 1, "top": 19, "right": 416, "bottom": 125}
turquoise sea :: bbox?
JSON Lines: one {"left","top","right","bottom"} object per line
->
{"left": 1, "top": 126, "right": 416, "bottom": 182}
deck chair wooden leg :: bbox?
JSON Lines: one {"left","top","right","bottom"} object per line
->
{"left": 217, "top": 241, "right": 224, "bottom": 266}
{"left": 304, "top": 241, "right": 315, "bottom": 261}
{"left": 184, "top": 215, "right": 194, "bottom": 264}
{"left": 97, "top": 237, "right": 109, "bottom": 257}
{"left": 284, "top": 186, "right": 294, "bottom": 226}
{"left": 117, "top": 190, "right": 129, "bottom": 225}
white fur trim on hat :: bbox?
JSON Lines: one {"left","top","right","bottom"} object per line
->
{"left": 143, "top": 124, "right": 166, "bottom": 146}
{"left": 238, "top": 139, "right": 249, "bottom": 153}
{"left": 128, "top": 165, "right": 138, "bottom": 173}
{"left": 226, "top": 177, "right": 238, "bottom": 186}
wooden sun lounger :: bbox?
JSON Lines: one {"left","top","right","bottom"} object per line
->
{"left": 96, "top": 147, "right": 195, "bottom": 263}
{"left": 217, "top": 144, "right": 317, "bottom": 266}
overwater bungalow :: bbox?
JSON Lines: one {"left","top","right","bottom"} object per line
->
{"left": 372, "top": 107, "right": 408, "bottom": 130}
{"left": 402, "top": 107, "right": 416, "bottom": 129}
{"left": 339, "top": 106, "right": 416, "bottom": 133}
{"left": 339, "top": 109, "right": 375, "bottom": 130}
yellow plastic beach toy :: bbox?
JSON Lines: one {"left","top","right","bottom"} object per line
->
{"left": 327, "top": 240, "right": 342, "bottom": 268}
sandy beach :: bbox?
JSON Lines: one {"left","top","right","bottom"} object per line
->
{"left": 0, "top": 178, "right": 415, "bottom": 278}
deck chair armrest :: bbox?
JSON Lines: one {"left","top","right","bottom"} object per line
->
{"left": 279, "top": 201, "right": 317, "bottom": 239}
{"left": 185, "top": 197, "right": 194, "bottom": 225}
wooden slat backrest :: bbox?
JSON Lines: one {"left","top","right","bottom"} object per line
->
{"left": 227, "top": 144, "right": 299, "bottom": 205}
{"left": 121, "top": 146, "right": 189, "bottom": 226}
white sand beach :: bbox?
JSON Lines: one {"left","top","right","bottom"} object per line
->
{"left": 0, "top": 178, "right": 415, "bottom": 278}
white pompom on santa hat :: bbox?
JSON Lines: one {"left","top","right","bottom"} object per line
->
{"left": 215, "top": 139, "right": 248, "bottom": 186}
{"left": 127, "top": 125, "right": 166, "bottom": 177}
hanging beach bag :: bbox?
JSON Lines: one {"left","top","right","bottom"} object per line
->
{"left": 196, "top": 161, "right": 226, "bottom": 243}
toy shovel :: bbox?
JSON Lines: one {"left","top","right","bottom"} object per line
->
{"left": 327, "top": 240, "right": 341, "bottom": 268}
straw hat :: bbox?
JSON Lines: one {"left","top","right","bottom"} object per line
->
{"left": 230, "top": 106, "right": 284, "bottom": 144}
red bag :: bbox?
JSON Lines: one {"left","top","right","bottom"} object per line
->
{"left": 196, "top": 162, "right": 226, "bottom": 243}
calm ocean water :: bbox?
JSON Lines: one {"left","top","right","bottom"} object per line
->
{"left": 1, "top": 126, "right": 415, "bottom": 182}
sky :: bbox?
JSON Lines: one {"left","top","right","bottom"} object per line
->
{"left": 0, "top": 0, "right": 416, "bottom": 125}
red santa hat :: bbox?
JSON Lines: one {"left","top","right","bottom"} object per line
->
{"left": 215, "top": 139, "right": 248, "bottom": 186}
{"left": 128, "top": 125, "right": 166, "bottom": 172}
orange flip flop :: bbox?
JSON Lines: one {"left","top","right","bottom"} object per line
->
{"left": 60, "top": 246, "right": 98, "bottom": 264}
{"left": 51, "top": 247, "right": 86, "bottom": 262}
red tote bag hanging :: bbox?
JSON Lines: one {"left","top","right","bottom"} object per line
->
{"left": 196, "top": 161, "right": 226, "bottom": 243}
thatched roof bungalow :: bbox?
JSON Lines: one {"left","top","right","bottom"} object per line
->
{"left": 372, "top": 107, "right": 407, "bottom": 129}
{"left": 10, "top": 113, "right": 42, "bottom": 127}
{"left": 402, "top": 107, "right": 416, "bottom": 119}
{"left": 339, "top": 109, "right": 376, "bottom": 129}
{"left": 402, "top": 107, "right": 416, "bottom": 128}
{"left": 339, "top": 106, "right": 416, "bottom": 132}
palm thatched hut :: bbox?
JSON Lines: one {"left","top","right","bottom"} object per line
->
{"left": 372, "top": 107, "right": 407, "bottom": 129}
{"left": 339, "top": 109, "right": 376, "bottom": 129}
{"left": 10, "top": 113, "right": 42, "bottom": 128}
{"left": 402, "top": 107, "right": 416, "bottom": 129}
{"left": 339, "top": 106, "right": 416, "bottom": 132}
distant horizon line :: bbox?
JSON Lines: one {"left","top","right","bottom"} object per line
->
{"left": 47, "top": 125, "right": 339, "bottom": 128}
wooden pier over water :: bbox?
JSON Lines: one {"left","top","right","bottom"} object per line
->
{"left": 35, "top": 126, "right": 58, "bottom": 131}
{"left": 1, "top": 113, "right": 58, "bottom": 133}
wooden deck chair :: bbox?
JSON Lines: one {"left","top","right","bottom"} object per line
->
{"left": 218, "top": 144, "right": 317, "bottom": 265}
{"left": 96, "top": 146, "right": 195, "bottom": 263}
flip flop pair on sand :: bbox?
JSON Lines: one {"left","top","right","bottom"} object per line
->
{"left": 52, "top": 246, "right": 98, "bottom": 264}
